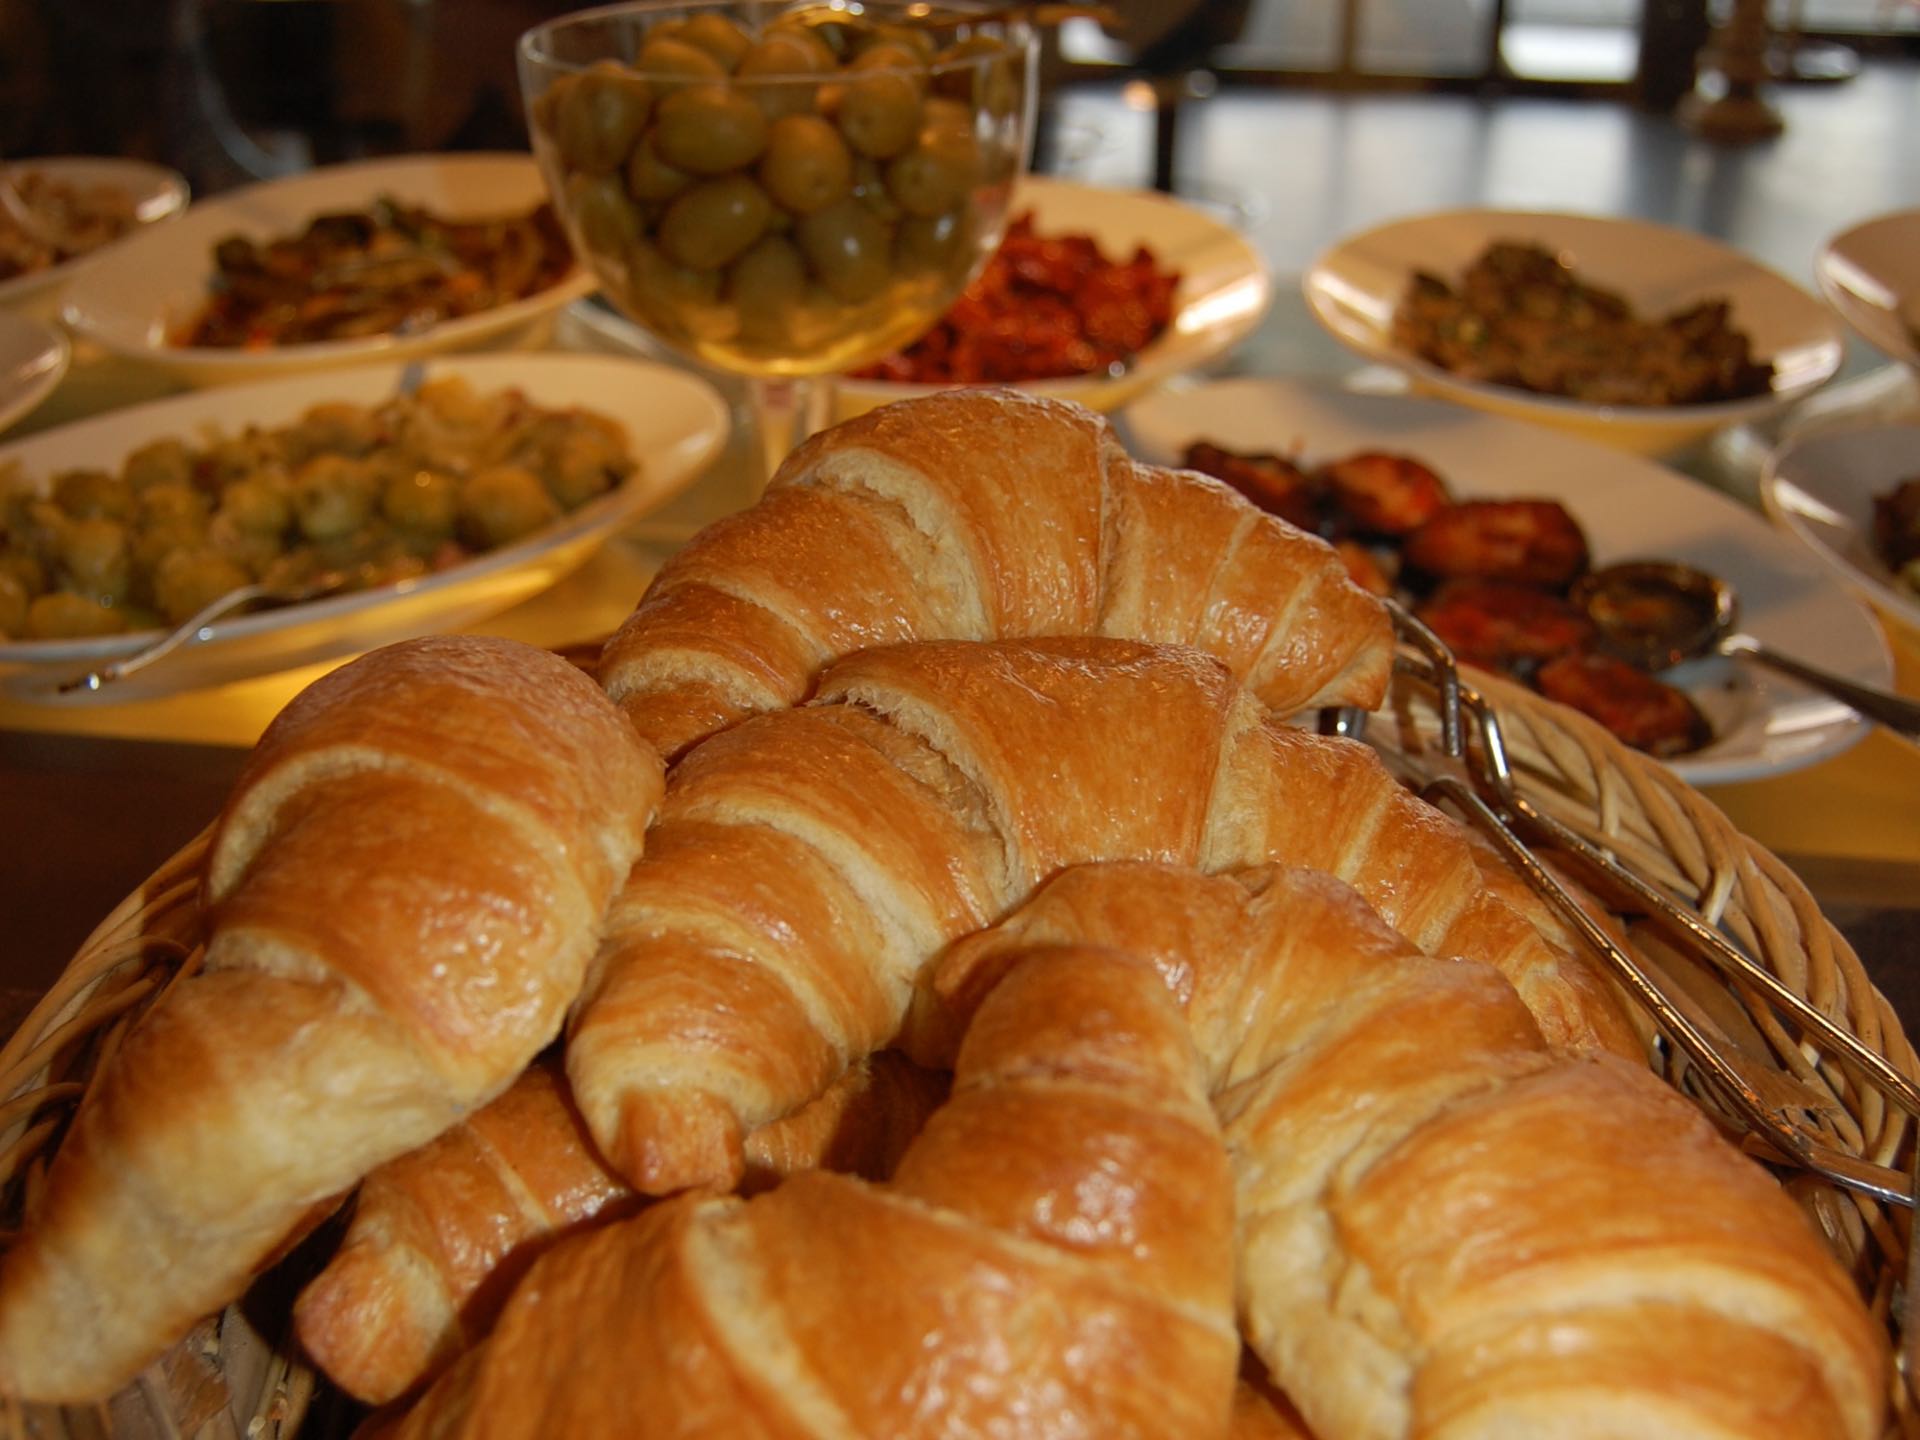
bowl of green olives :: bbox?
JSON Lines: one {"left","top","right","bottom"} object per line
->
{"left": 517, "top": 2, "right": 1035, "bottom": 384}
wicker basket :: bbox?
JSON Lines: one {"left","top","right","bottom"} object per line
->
{"left": 2, "top": 670, "right": 1915, "bottom": 1439}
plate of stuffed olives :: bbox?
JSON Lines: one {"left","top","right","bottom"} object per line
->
{"left": 0, "top": 353, "right": 728, "bottom": 701}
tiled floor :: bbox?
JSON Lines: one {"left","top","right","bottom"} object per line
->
{"left": 1048, "top": 58, "right": 1920, "bottom": 282}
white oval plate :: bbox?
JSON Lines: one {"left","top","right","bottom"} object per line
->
{"left": 1303, "top": 209, "right": 1844, "bottom": 458}
{"left": 1763, "top": 424, "right": 1920, "bottom": 642}
{"left": 837, "top": 176, "right": 1271, "bottom": 417}
{"left": 62, "top": 154, "right": 595, "bottom": 387}
{"left": 1122, "top": 377, "right": 1890, "bottom": 785}
{"left": 0, "top": 311, "right": 69, "bottom": 434}
{"left": 0, "top": 352, "right": 729, "bottom": 702}
{"left": 1815, "top": 208, "right": 1920, "bottom": 371}
{"left": 0, "top": 157, "right": 190, "bottom": 317}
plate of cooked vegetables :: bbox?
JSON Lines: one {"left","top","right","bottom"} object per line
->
{"left": 0, "top": 352, "right": 728, "bottom": 700}
{"left": 61, "top": 154, "right": 595, "bottom": 385}
{"left": 836, "top": 176, "right": 1270, "bottom": 415}
{"left": 0, "top": 156, "right": 190, "bottom": 317}
{"left": 1123, "top": 376, "right": 1890, "bottom": 783}
{"left": 1303, "top": 209, "right": 1844, "bottom": 457}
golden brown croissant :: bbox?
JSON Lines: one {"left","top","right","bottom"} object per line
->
{"left": 0, "top": 636, "right": 663, "bottom": 1405}
{"left": 598, "top": 388, "right": 1394, "bottom": 758}
{"left": 295, "top": 1051, "right": 947, "bottom": 1404}
{"left": 568, "top": 637, "right": 1632, "bottom": 1198}
{"left": 933, "top": 861, "right": 1887, "bottom": 1440}
{"left": 381, "top": 946, "right": 1238, "bottom": 1440}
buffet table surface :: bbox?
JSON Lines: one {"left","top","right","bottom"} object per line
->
{"left": 4, "top": 295, "right": 1918, "bottom": 1040}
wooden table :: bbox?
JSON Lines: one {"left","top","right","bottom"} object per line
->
{"left": 3, "top": 294, "right": 1918, "bottom": 1036}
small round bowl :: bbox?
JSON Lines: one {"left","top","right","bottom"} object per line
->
{"left": 1815, "top": 208, "right": 1920, "bottom": 372}
{"left": 517, "top": 1, "right": 1035, "bottom": 380}
{"left": 0, "top": 157, "right": 190, "bottom": 321}
{"left": 61, "top": 154, "right": 594, "bottom": 387}
{"left": 1304, "top": 208, "right": 1845, "bottom": 457}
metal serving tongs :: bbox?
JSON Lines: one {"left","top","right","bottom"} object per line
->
{"left": 1323, "top": 600, "right": 1920, "bottom": 1214}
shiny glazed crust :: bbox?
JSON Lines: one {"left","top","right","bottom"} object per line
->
{"left": 380, "top": 948, "right": 1238, "bottom": 1440}
{"left": 933, "top": 862, "right": 1888, "bottom": 1440}
{"left": 0, "top": 636, "right": 664, "bottom": 1404}
{"left": 294, "top": 1053, "right": 947, "bottom": 1405}
{"left": 598, "top": 388, "right": 1394, "bottom": 758}
{"left": 567, "top": 637, "right": 1636, "bottom": 1199}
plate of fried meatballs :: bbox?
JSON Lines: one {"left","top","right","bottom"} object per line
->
{"left": 1123, "top": 377, "right": 1891, "bottom": 783}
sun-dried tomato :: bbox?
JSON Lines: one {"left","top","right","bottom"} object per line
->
{"left": 852, "top": 213, "right": 1181, "bottom": 384}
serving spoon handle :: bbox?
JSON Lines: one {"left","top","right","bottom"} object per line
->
{"left": 1720, "top": 634, "right": 1920, "bottom": 742}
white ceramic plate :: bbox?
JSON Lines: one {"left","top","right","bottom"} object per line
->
{"left": 1763, "top": 424, "right": 1920, "bottom": 642}
{"left": 1815, "top": 209, "right": 1920, "bottom": 371}
{"left": 0, "top": 353, "right": 729, "bottom": 702}
{"left": 1122, "top": 377, "right": 1890, "bottom": 784}
{"left": 836, "top": 176, "right": 1271, "bottom": 418}
{"left": 1303, "top": 209, "right": 1845, "bottom": 458}
{"left": 0, "top": 157, "right": 190, "bottom": 317}
{"left": 61, "top": 154, "right": 595, "bottom": 386}
{"left": 0, "top": 312, "right": 68, "bottom": 434}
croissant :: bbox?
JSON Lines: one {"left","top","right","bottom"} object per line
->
{"left": 933, "top": 861, "right": 1887, "bottom": 1440}
{"left": 0, "top": 636, "right": 663, "bottom": 1405}
{"left": 381, "top": 946, "right": 1238, "bottom": 1440}
{"left": 568, "top": 636, "right": 1634, "bottom": 1197}
{"left": 295, "top": 1051, "right": 947, "bottom": 1404}
{"left": 597, "top": 388, "right": 1394, "bottom": 758}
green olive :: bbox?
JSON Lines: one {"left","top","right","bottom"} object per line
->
{"left": 552, "top": 61, "right": 654, "bottom": 174}
{"left": 566, "top": 171, "right": 643, "bottom": 256}
{"left": 758, "top": 114, "right": 853, "bottom": 215}
{"left": 895, "top": 208, "right": 973, "bottom": 274}
{"left": 52, "top": 469, "right": 135, "bottom": 524}
{"left": 658, "top": 174, "right": 773, "bottom": 270}
{"left": 837, "top": 72, "right": 922, "bottom": 158}
{"left": 851, "top": 155, "right": 903, "bottom": 223}
{"left": 675, "top": 12, "right": 752, "bottom": 71}
{"left": 919, "top": 95, "right": 974, "bottom": 139}
{"left": 0, "top": 570, "right": 26, "bottom": 637}
{"left": 218, "top": 477, "right": 293, "bottom": 538}
{"left": 631, "top": 35, "right": 726, "bottom": 96}
{"left": 153, "top": 549, "right": 250, "bottom": 627}
{"left": 765, "top": 16, "right": 847, "bottom": 65}
{"left": 849, "top": 42, "right": 927, "bottom": 85}
{"left": 735, "top": 33, "right": 831, "bottom": 120}
{"left": 293, "top": 455, "right": 376, "bottom": 542}
{"left": 796, "top": 198, "right": 892, "bottom": 303}
{"left": 652, "top": 85, "right": 770, "bottom": 176}
{"left": 863, "top": 23, "right": 937, "bottom": 61}
{"left": 121, "top": 437, "right": 195, "bottom": 492}
{"left": 627, "top": 239, "right": 724, "bottom": 312}
{"left": 139, "top": 481, "right": 210, "bottom": 529}
{"left": 383, "top": 468, "right": 460, "bottom": 540}
{"left": 461, "top": 466, "right": 560, "bottom": 549}
{"left": 933, "top": 34, "right": 1019, "bottom": 111}
{"left": 59, "top": 517, "right": 132, "bottom": 603}
{"left": 625, "top": 130, "right": 692, "bottom": 203}
{"left": 25, "top": 591, "right": 125, "bottom": 639}
{"left": 884, "top": 126, "right": 981, "bottom": 218}
{"left": 0, "top": 548, "right": 47, "bottom": 596}
{"left": 727, "top": 234, "right": 808, "bottom": 343}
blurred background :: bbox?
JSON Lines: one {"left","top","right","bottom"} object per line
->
{"left": 6, "top": 1, "right": 1916, "bottom": 197}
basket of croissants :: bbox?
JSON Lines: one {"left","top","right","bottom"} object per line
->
{"left": 0, "top": 390, "right": 1913, "bottom": 1439}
